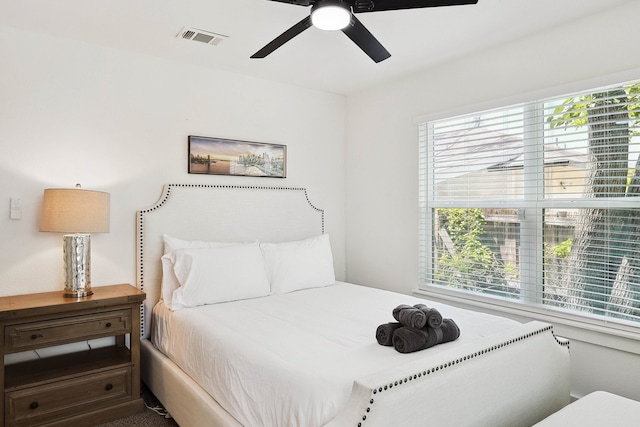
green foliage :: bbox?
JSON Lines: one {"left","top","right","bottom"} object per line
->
{"left": 547, "top": 83, "right": 640, "bottom": 135}
{"left": 435, "top": 209, "right": 507, "bottom": 292}
{"left": 440, "top": 208, "right": 486, "bottom": 246}
{"left": 550, "top": 238, "right": 573, "bottom": 259}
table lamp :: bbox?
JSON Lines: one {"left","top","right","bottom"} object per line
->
{"left": 40, "top": 185, "right": 110, "bottom": 298}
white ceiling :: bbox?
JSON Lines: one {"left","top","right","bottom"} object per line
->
{"left": 1, "top": 0, "right": 633, "bottom": 95}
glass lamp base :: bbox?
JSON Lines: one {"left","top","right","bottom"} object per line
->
{"left": 63, "top": 289, "right": 94, "bottom": 298}
{"left": 62, "top": 234, "right": 93, "bottom": 298}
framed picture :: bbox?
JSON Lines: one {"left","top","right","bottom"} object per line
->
{"left": 188, "top": 135, "right": 286, "bottom": 178}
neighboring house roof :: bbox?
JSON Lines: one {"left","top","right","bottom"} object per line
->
{"left": 433, "top": 127, "right": 588, "bottom": 183}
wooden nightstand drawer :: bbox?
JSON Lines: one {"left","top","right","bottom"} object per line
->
{"left": 4, "top": 310, "right": 131, "bottom": 353}
{"left": 0, "top": 284, "right": 145, "bottom": 426}
{"left": 6, "top": 366, "right": 132, "bottom": 426}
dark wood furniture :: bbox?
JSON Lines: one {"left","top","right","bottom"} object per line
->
{"left": 0, "top": 284, "right": 145, "bottom": 427}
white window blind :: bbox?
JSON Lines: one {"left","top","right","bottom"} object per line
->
{"left": 419, "top": 81, "right": 640, "bottom": 325}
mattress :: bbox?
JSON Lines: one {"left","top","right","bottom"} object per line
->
{"left": 151, "top": 282, "right": 520, "bottom": 427}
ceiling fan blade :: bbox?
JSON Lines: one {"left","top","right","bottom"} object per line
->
{"left": 353, "top": 0, "right": 478, "bottom": 13}
{"left": 341, "top": 15, "right": 391, "bottom": 63}
{"left": 266, "top": 0, "right": 312, "bottom": 6}
{"left": 251, "top": 16, "right": 313, "bottom": 59}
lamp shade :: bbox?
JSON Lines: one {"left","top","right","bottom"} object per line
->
{"left": 40, "top": 188, "right": 110, "bottom": 233}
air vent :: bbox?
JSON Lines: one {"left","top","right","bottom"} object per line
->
{"left": 177, "top": 27, "right": 228, "bottom": 46}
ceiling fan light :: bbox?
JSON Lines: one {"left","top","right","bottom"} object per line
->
{"left": 311, "top": 4, "right": 351, "bottom": 31}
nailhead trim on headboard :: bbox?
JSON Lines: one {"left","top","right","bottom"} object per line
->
{"left": 355, "top": 324, "right": 569, "bottom": 426}
{"left": 136, "top": 184, "right": 325, "bottom": 339}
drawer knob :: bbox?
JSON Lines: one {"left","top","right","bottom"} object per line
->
{"left": 30, "top": 333, "right": 43, "bottom": 340}
{"left": 105, "top": 383, "right": 113, "bottom": 391}
{"left": 105, "top": 322, "right": 112, "bottom": 328}
{"left": 29, "top": 401, "right": 39, "bottom": 410}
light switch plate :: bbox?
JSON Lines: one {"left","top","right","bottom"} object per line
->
{"left": 10, "top": 197, "right": 22, "bottom": 220}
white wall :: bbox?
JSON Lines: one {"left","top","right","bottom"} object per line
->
{"left": 0, "top": 25, "right": 346, "bottom": 296}
{"left": 345, "top": 2, "right": 640, "bottom": 401}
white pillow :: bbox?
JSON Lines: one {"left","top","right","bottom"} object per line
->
{"left": 168, "top": 243, "right": 270, "bottom": 310}
{"left": 261, "top": 234, "right": 336, "bottom": 295}
{"left": 160, "top": 235, "right": 236, "bottom": 308}
{"left": 163, "top": 234, "right": 238, "bottom": 253}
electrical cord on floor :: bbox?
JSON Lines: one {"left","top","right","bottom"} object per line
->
{"left": 144, "top": 402, "right": 173, "bottom": 419}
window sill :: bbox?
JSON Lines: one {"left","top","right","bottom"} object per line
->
{"left": 414, "top": 285, "right": 640, "bottom": 355}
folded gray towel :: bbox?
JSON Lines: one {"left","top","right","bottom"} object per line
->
{"left": 392, "top": 319, "right": 461, "bottom": 354}
{"left": 413, "top": 303, "right": 443, "bottom": 329}
{"left": 392, "top": 304, "right": 427, "bottom": 329}
{"left": 376, "top": 322, "right": 402, "bottom": 346}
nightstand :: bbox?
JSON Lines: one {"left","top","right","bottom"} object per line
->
{"left": 0, "top": 284, "right": 146, "bottom": 427}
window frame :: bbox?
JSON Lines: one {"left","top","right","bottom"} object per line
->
{"left": 417, "top": 82, "right": 640, "bottom": 339}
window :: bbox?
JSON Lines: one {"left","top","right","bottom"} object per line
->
{"left": 419, "top": 81, "right": 640, "bottom": 326}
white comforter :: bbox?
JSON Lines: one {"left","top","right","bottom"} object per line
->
{"left": 152, "top": 282, "right": 519, "bottom": 427}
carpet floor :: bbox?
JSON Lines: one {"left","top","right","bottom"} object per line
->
{"left": 95, "top": 384, "right": 179, "bottom": 427}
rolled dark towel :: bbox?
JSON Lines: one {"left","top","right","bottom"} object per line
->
{"left": 392, "top": 326, "right": 437, "bottom": 354}
{"left": 392, "top": 304, "right": 412, "bottom": 320}
{"left": 439, "top": 318, "right": 461, "bottom": 343}
{"left": 392, "top": 304, "right": 427, "bottom": 329}
{"left": 392, "top": 318, "right": 461, "bottom": 354}
{"left": 413, "top": 303, "right": 443, "bottom": 329}
{"left": 376, "top": 322, "right": 402, "bottom": 346}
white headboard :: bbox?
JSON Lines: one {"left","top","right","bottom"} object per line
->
{"left": 136, "top": 184, "right": 325, "bottom": 339}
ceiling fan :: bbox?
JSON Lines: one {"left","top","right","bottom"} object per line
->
{"left": 251, "top": 0, "right": 479, "bottom": 63}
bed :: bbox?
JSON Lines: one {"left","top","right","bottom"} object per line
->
{"left": 136, "top": 184, "right": 570, "bottom": 427}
